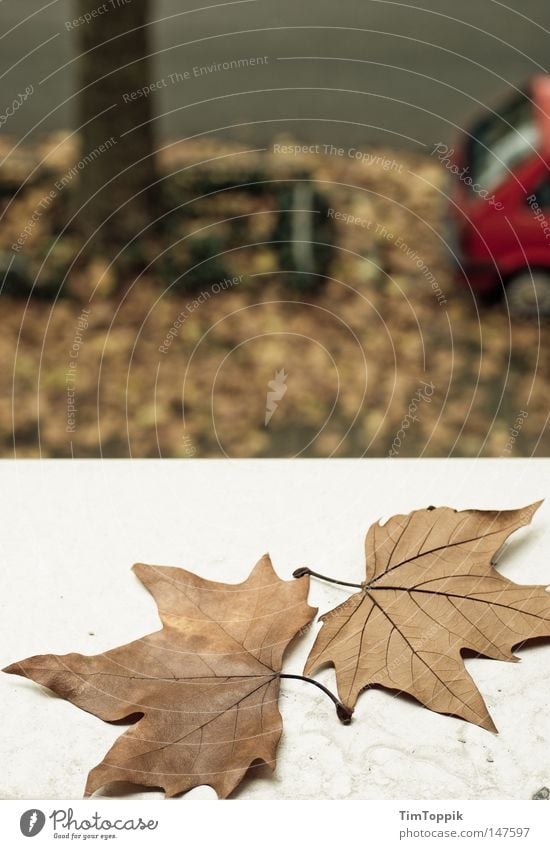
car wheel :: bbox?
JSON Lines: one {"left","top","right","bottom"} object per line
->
{"left": 506, "top": 270, "right": 550, "bottom": 319}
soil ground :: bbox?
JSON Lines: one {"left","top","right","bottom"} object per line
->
{"left": 0, "top": 134, "right": 547, "bottom": 457}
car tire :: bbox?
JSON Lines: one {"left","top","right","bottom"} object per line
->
{"left": 505, "top": 269, "right": 550, "bottom": 319}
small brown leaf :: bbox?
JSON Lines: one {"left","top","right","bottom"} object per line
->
{"left": 304, "top": 502, "right": 549, "bottom": 730}
{"left": 4, "top": 555, "right": 316, "bottom": 798}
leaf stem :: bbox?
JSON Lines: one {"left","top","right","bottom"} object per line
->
{"left": 293, "top": 567, "right": 363, "bottom": 589}
{"left": 279, "top": 673, "right": 352, "bottom": 724}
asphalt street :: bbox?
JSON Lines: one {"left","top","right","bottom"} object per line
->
{"left": 1, "top": 0, "right": 549, "bottom": 151}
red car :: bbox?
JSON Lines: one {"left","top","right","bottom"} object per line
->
{"left": 439, "top": 75, "right": 550, "bottom": 317}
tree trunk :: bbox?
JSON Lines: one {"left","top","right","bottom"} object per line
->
{"left": 75, "top": 0, "right": 156, "bottom": 251}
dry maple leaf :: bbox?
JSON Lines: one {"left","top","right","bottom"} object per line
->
{"left": 4, "top": 555, "right": 316, "bottom": 798}
{"left": 301, "top": 502, "right": 550, "bottom": 731}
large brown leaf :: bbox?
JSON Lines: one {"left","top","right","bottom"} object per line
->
{"left": 304, "top": 502, "right": 550, "bottom": 730}
{"left": 4, "top": 555, "right": 316, "bottom": 798}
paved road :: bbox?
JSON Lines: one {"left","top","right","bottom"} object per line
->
{"left": 1, "top": 0, "right": 549, "bottom": 150}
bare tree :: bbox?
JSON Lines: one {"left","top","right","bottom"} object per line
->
{"left": 75, "top": 0, "right": 156, "bottom": 249}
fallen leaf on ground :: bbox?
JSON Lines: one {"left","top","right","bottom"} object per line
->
{"left": 304, "top": 502, "right": 550, "bottom": 730}
{"left": 4, "top": 555, "right": 315, "bottom": 798}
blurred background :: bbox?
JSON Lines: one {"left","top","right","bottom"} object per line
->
{"left": 0, "top": 0, "right": 549, "bottom": 457}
